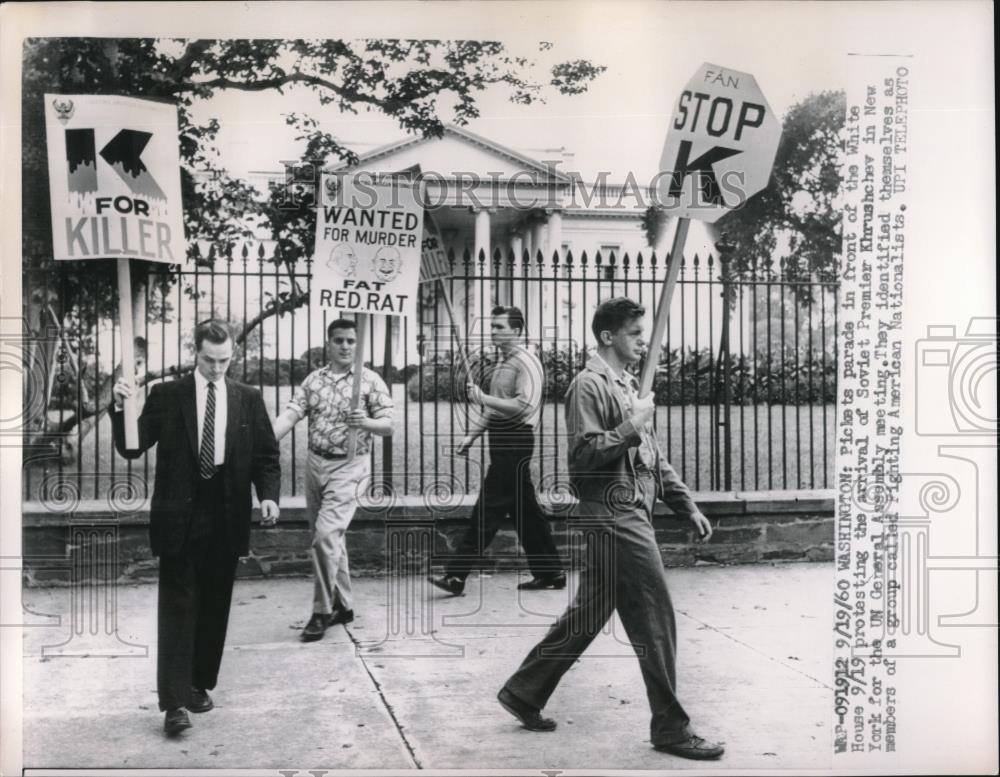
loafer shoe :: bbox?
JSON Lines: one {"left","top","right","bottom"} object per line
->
{"left": 497, "top": 686, "right": 557, "bottom": 732}
{"left": 164, "top": 708, "right": 192, "bottom": 736}
{"left": 428, "top": 575, "right": 465, "bottom": 596}
{"left": 653, "top": 734, "right": 725, "bottom": 760}
{"left": 329, "top": 608, "right": 354, "bottom": 626}
{"left": 300, "top": 612, "right": 331, "bottom": 642}
{"left": 517, "top": 574, "right": 567, "bottom": 591}
{"left": 187, "top": 687, "right": 213, "bottom": 713}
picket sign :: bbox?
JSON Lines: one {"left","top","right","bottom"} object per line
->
{"left": 312, "top": 173, "right": 424, "bottom": 460}
{"left": 44, "top": 94, "right": 187, "bottom": 448}
{"left": 639, "top": 63, "right": 781, "bottom": 398}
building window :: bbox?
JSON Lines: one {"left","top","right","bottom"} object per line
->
{"left": 599, "top": 244, "right": 621, "bottom": 279}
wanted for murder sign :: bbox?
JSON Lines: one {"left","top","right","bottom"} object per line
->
{"left": 44, "top": 94, "right": 186, "bottom": 263}
{"left": 313, "top": 174, "right": 424, "bottom": 317}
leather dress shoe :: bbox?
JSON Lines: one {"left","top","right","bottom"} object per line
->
{"left": 428, "top": 575, "right": 465, "bottom": 596}
{"left": 300, "top": 612, "right": 331, "bottom": 642}
{"left": 653, "top": 733, "right": 725, "bottom": 760}
{"left": 329, "top": 608, "right": 354, "bottom": 626}
{"left": 497, "top": 686, "right": 557, "bottom": 731}
{"left": 164, "top": 708, "right": 192, "bottom": 735}
{"left": 517, "top": 574, "right": 567, "bottom": 591}
{"left": 187, "top": 687, "right": 213, "bottom": 713}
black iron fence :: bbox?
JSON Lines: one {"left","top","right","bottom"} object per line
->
{"left": 23, "top": 244, "right": 838, "bottom": 505}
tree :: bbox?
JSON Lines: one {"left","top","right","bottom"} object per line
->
{"left": 716, "top": 90, "right": 845, "bottom": 286}
{"left": 21, "top": 37, "right": 605, "bottom": 460}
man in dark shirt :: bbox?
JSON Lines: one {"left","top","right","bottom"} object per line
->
{"left": 429, "top": 306, "right": 564, "bottom": 595}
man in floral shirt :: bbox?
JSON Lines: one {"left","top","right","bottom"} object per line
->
{"left": 273, "top": 318, "right": 393, "bottom": 642}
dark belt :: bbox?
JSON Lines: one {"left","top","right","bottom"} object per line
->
{"left": 310, "top": 447, "right": 348, "bottom": 460}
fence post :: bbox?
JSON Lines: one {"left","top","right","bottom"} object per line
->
{"left": 715, "top": 235, "right": 736, "bottom": 491}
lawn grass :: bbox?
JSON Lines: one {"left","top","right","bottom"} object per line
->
{"left": 26, "top": 384, "right": 836, "bottom": 503}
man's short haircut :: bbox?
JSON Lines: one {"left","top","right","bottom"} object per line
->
{"left": 591, "top": 297, "right": 646, "bottom": 342}
{"left": 194, "top": 319, "right": 232, "bottom": 351}
{"left": 327, "top": 318, "right": 358, "bottom": 339}
{"left": 491, "top": 305, "right": 525, "bottom": 334}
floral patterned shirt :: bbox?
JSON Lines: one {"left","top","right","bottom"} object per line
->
{"left": 286, "top": 365, "right": 394, "bottom": 456}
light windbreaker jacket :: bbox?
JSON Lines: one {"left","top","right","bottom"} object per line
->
{"left": 565, "top": 357, "right": 699, "bottom": 518}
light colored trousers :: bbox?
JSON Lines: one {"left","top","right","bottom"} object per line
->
{"left": 305, "top": 451, "right": 370, "bottom": 614}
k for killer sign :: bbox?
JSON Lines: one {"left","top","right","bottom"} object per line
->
{"left": 313, "top": 174, "right": 423, "bottom": 318}
{"left": 44, "top": 94, "right": 186, "bottom": 263}
{"left": 657, "top": 64, "right": 781, "bottom": 223}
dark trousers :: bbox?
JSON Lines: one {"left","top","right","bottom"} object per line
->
{"left": 503, "top": 471, "right": 692, "bottom": 745}
{"left": 446, "top": 424, "right": 563, "bottom": 581}
{"left": 156, "top": 470, "right": 239, "bottom": 711}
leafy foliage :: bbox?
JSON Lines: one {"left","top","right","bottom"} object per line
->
{"left": 716, "top": 90, "right": 845, "bottom": 287}
{"left": 21, "top": 36, "right": 604, "bottom": 455}
{"left": 22, "top": 37, "right": 605, "bottom": 326}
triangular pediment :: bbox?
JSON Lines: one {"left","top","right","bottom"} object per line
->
{"left": 329, "top": 125, "right": 569, "bottom": 183}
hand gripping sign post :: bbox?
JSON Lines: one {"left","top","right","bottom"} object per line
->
{"left": 44, "top": 94, "right": 186, "bottom": 448}
{"left": 639, "top": 63, "right": 782, "bottom": 397}
{"left": 313, "top": 173, "right": 424, "bottom": 459}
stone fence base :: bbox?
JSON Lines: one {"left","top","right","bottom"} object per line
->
{"left": 21, "top": 490, "right": 833, "bottom": 586}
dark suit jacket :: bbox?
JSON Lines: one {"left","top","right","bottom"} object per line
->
{"left": 111, "top": 375, "right": 281, "bottom": 557}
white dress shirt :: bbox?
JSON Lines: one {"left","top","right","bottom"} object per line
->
{"left": 194, "top": 371, "right": 227, "bottom": 466}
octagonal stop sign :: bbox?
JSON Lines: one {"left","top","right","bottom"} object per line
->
{"left": 657, "top": 63, "right": 781, "bottom": 223}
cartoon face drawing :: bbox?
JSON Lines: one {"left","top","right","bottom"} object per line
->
{"left": 371, "top": 246, "right": 402, "bottom": 283}
{"left": 328, "top": 243, "right": 358, "bottom": 277}
{"left": 323, "top": 175, "right": 341, "bottom": 203}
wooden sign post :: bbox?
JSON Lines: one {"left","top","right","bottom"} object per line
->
{"left": 345, "top": 313, "right": 369, "bottom": 461}
{"left": 116, "top": 258, "right": 139, "bottom": 449}
{"left": 637, "top": 218, "right": 690, "bottom": 398}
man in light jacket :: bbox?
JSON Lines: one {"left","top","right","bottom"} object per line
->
{"left": 496, "top": 297, "right": 724, "bottom": 761}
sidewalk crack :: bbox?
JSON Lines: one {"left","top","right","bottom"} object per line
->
{"left": 676, "top": 610, "right": 834, "bottom": 690}
{"left": 343, "top": 624, "right": 423, "bottom": 768}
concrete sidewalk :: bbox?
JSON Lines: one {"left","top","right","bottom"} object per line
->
{"left": 22, "top": 563, "right": 833, "bottom": 771}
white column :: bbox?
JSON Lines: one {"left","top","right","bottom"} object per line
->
{"left": 526, "top": 212, "right": 548, "bottom": 338}
{"left": 546, "top": 209, "right": 563, "bottom": 260}
{"left": 546, "top": 209, "right": 564, "bottom": 336}
{"left": 474, "top": 207, "right": 491, "bottom": 263}
{"left": 530, "top": 218, "right": 547, "bottom": 263}
{"left": 471, "top": 208, "right": 492, "bottom": 343}
{"left": 508, "top": 234, "right": 524, "bottom": 306}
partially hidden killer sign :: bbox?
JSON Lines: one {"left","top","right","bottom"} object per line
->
{"left": 313, "top": 174, "right": 424, "bottom": 317}
{"left": 44, "top": 94, "right": 186, "bottom": 263}
{"left": 419, "top": 210, "right": 450, "bottom": 283}
{"left": 657, "top": 63, "right": 781, "bottom": 223}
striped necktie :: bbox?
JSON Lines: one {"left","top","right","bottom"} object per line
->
{"left": 199, "top": 381, "right": 217, "bottom": 479}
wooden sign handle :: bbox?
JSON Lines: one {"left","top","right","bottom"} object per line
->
{"left": 345, "top": 313, "right": 369, "bottom": 461}
{"left": 117, "top": 258, "right": 139, "bottom": 449}
{"left": 638, "top": 217, "right": 690, "bottom": 398}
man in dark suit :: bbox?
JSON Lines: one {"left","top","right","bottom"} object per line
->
{"left": 111, "top": 320, "right": 280, "bottom": 736}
